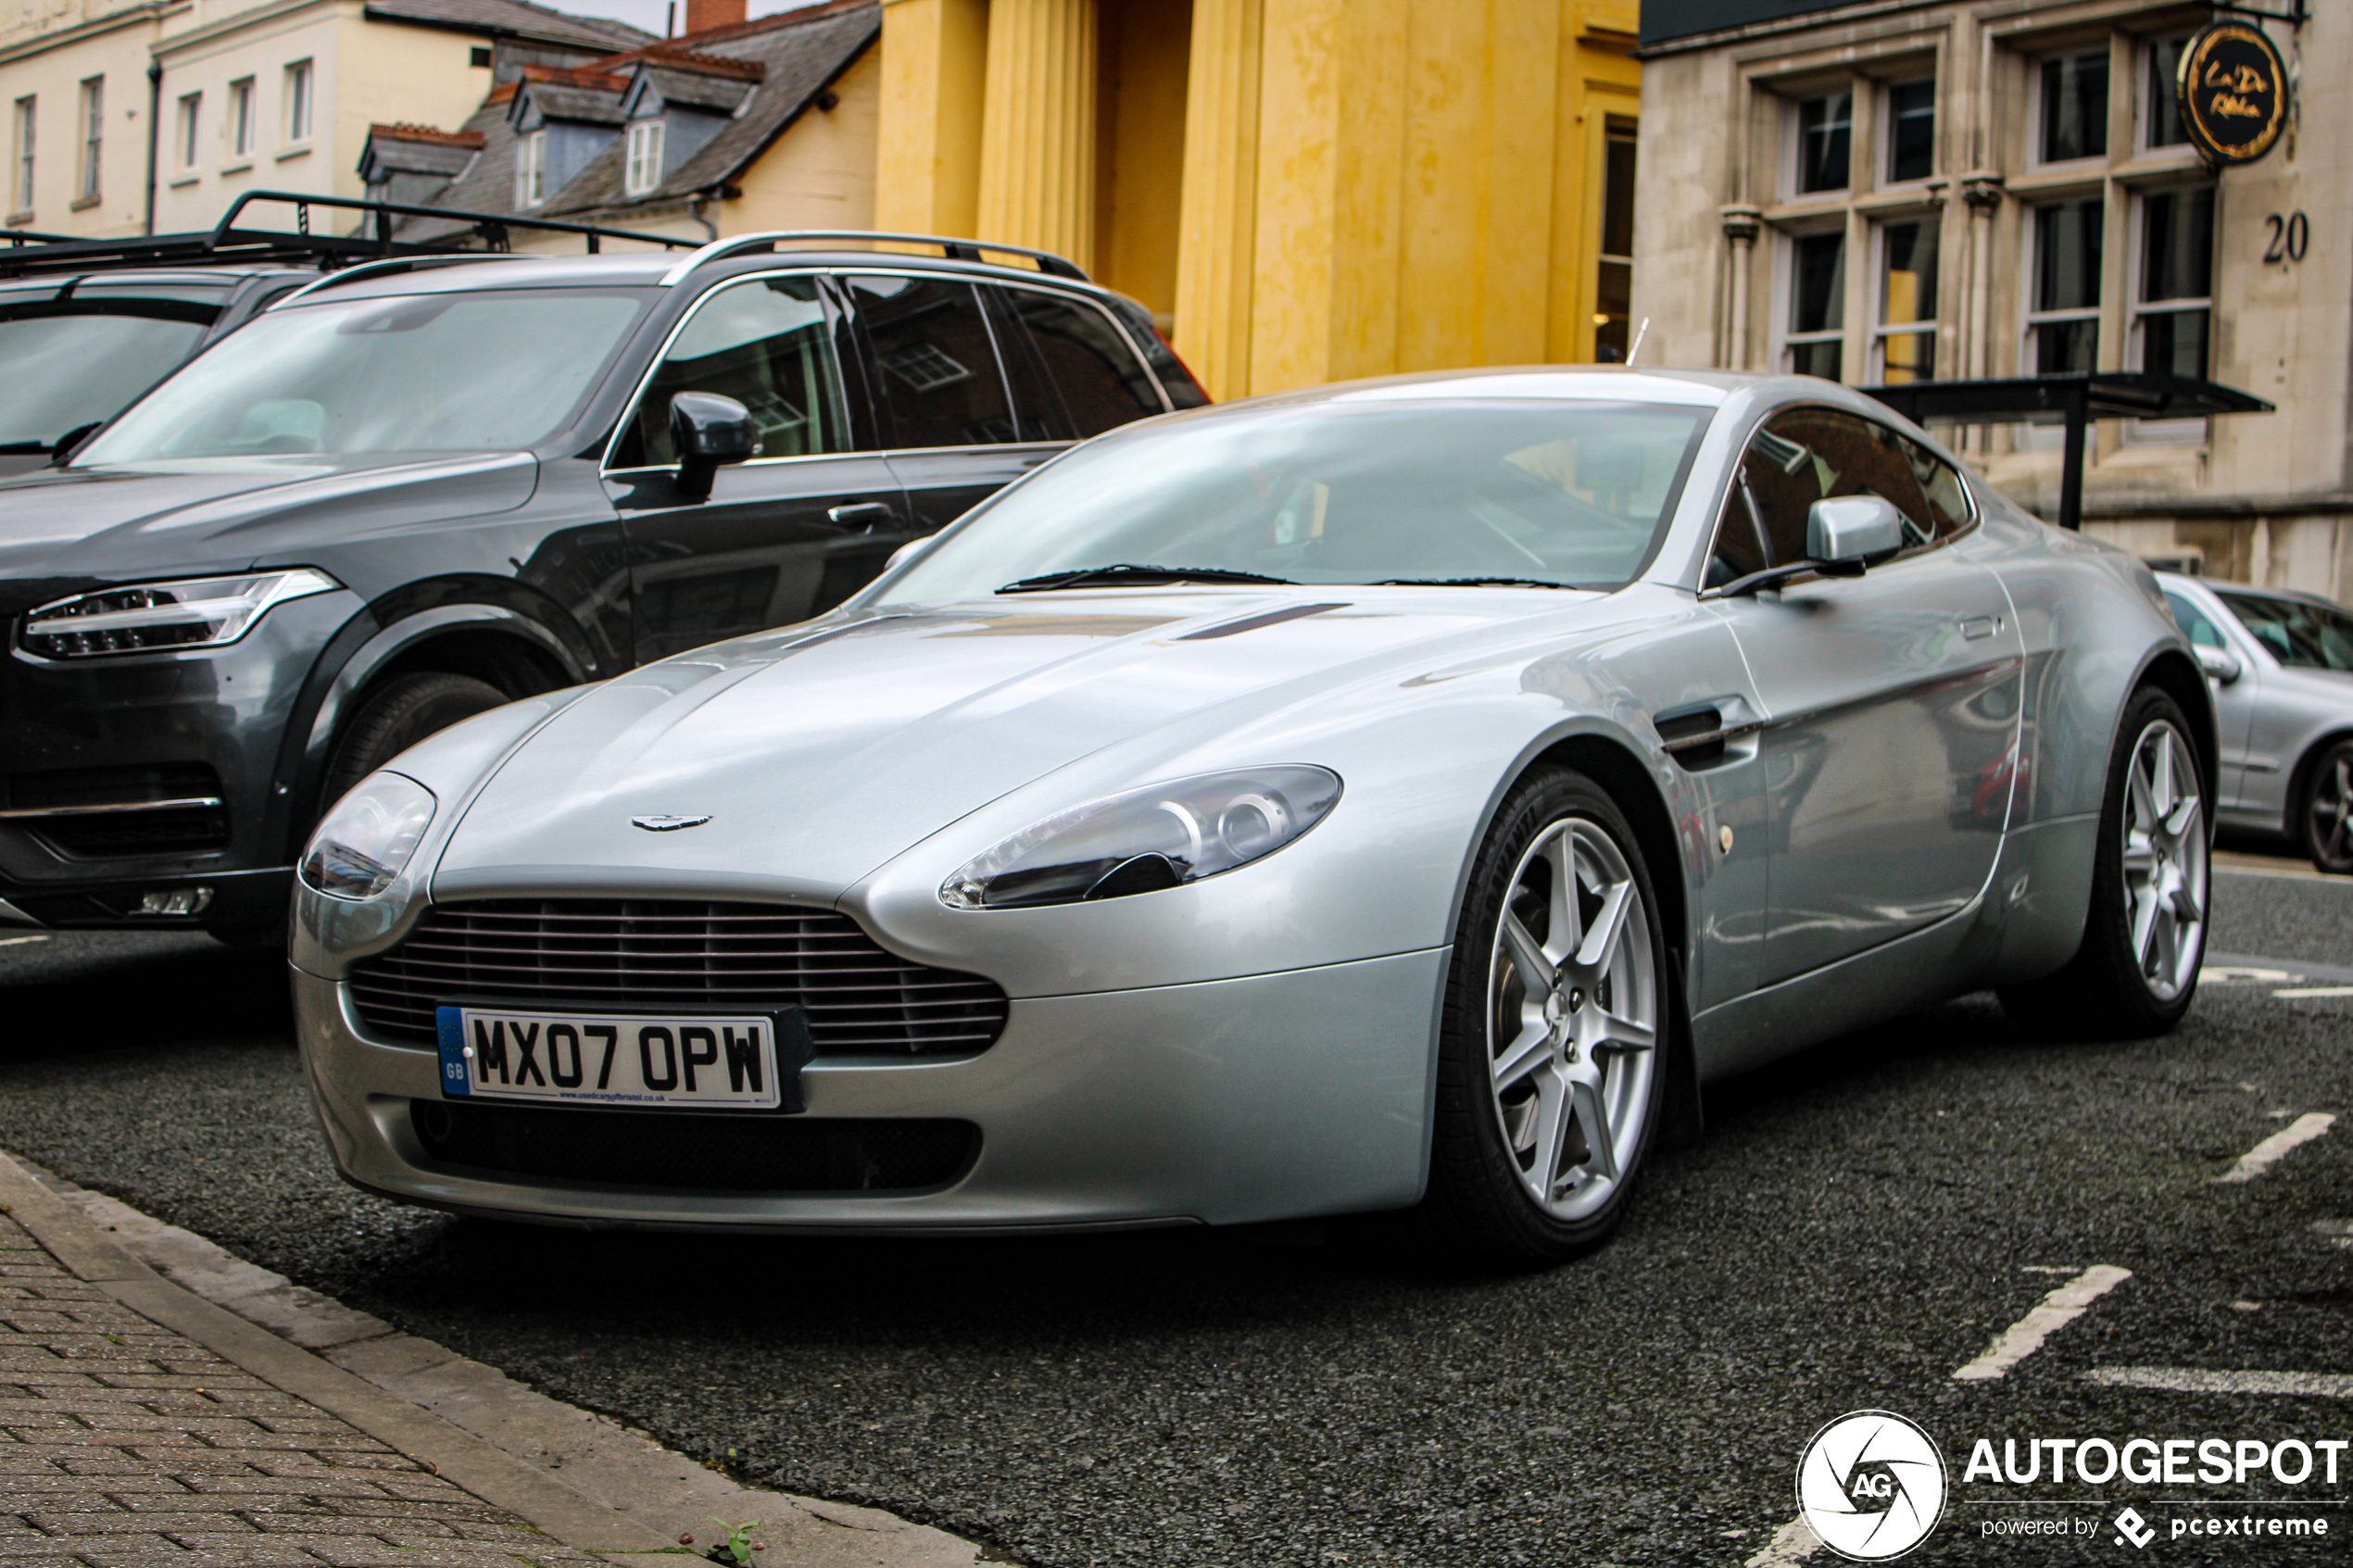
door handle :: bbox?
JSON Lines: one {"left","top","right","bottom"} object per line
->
{"left": 1959, "top": 614, "right": 2001, "bottom": 641}
{"left": 828, "top": 502, "right": 898, "bottom": 533}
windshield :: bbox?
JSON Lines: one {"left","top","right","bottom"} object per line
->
{"left": 2219, "top": 591, "right": 2353, "bottom": 672}
{"left": 0, "top": 310, "right": 209, "bottom": 448}
{"left": 869, "top": 399, "right": 1710, "bottom": 602}
{"left": 76, "top": 288, "right": 648, "bottom": 463}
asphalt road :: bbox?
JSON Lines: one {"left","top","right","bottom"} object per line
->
{"left": 3, "top": 867, "right": 2352, "bottom": 1565}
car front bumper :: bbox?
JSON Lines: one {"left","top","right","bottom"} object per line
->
{"left": 292, "top": 947, "right": 1446, "bottom": 1232}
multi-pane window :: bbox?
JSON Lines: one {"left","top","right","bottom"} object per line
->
{"left": 1594, "top": 120, "right": 1636, "bottom": 362}
{"left": 1874, "top": 220, "right": 1937, "bottom": 383}
{"left": 2136, "top": 186, "right": 2214, "bottom": 379}
{"left": 284, "top": 60, "right": 311, "bottom": 144}
{"left": 514, "top": 131, "right": 546, "bottom": 207}
{"left": 1795, "top": 93, "right": 1851, "bottom": 193}
{"left": 1785, "top": 231, "right": 1844, "bottom": 379}
{"left": 623, "top": 119, "right": 664, "bottom": 196}
{"left": 2030, "top": 199, "right": 2102, "bottom": 373}
{"left": 75, "top": 78, "right": 99, "bottom": 203}
{"left": 1886, "top": 80, "right": 1933, "bottom": 182}
{"left": 2145, "top": 37, "right": 2190, "bottom": 148}
{"left": 2039, "top": 52, "right": 2108, "bottom": 163}
{"left": 229, "top": 78, "right": 254, "bottom": 159}
{"left": 176, "top": 94, "right": 200, "bottom": 169}
{"left": 11, "top": 97, "right": 31, "bottom": 215}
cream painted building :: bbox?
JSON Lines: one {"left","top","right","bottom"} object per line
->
{"left": 1632, "top": 0, "right": 2348, "bottom": 597}
{"left": 0, "top": 0, "right": 640, "bottom": 238}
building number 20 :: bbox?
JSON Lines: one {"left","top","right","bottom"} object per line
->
{"left": 2264, "top": 212, "right": 2309, "bottom": 265}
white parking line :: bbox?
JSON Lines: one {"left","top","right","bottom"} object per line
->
{"left": 2202, "top": 966, "right": 2297, "bottom": 985}
{"left": 2216, "top": 1113, "right": 2335, "bottom": 1184}
{"left": 1743, "top": 1515, "right": 1824, "bottom": 1567}
{"left": 2274, "top": 986, "right": 2353, "bottom": 998}
{"left": 0, "top": 935, "right": 46, "bottom": 947}
{"left": 1952, "top": 1265, "right": 2133, "bottom": 1382}
{"left": 2086, "top": 1367, "right": 2353, "bottom": 1399}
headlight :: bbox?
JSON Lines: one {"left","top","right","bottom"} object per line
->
{"left": 941, "top": 766, "right": 1341, "bottom": 909}
{"left": 19, "top": 569, "right": 340, "bottom": 659}
{"left": 300, "top": 772, "right": 436, "bottom": 900}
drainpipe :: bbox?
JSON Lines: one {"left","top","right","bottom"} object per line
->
{"left": 143, "top": 58, "right": 162, "bottom": 235}
{"left": 686, "top": 191, "right": 717, "bottom": 240}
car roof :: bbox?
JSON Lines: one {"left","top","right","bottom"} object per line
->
{"left": 0, "top": 264, "right": 315, "bottom": 302}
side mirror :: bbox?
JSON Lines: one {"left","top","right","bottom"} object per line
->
{"left": 668, "top": 392, "right": 754, "bottom": 500}
{"left": 1806, "top": 495, "right": 1906, "bottom": 565}
{"left": 2195, "top": 643, "right": 2242, "bottom": 684}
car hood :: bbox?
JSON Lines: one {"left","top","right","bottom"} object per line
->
{"left": 0, "top": 452, "right": 537, "bottom": 617}
{"left": 431, "top": 588, "right": 1612, "bottom": 902}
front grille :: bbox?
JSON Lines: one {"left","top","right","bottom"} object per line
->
{"left": 347, "top": 898, "right": 1009, "bottom": 1059}
{"left": 409, "top": 1100, "right": 977, "bottom": 1193}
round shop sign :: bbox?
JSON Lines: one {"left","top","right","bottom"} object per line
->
{"left": 2177, "top": 20, "right": 2289, "bottom": 166}
{"left": 1795, "top": 1410, "right": 1947, "bottom": 1561}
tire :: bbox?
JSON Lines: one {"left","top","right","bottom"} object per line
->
{"left": 1416, "top": 767, "right": 1670, "bottom": 1268}
{"left": 321, "top": 672, "right": 509, "bottom": 809}
{"left": 1998, "top": 686, "right": 2209, "bottom": 1040}
{"left": 2298, "top": 737, "right": 2353, "bottom": 875}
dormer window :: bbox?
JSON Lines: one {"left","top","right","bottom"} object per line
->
{"left": 623, "top": 119, "right": 663, "bottom": 196}
{"left": 515, "top": 130, "right": 546, "bottom": 207}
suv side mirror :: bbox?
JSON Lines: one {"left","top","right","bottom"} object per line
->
{"left": 2195, "top": 643, "right": 2243, "bottom": 684}
{"left": 669, "top": 392, "right": 754, "bottom": 500}
{"left": 1806, "top": 495, "right": 1906, "bottom": 565}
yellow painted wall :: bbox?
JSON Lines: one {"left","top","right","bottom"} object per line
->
{"left": 729, "top": 41, "right": 881, "bottom": 233}
{"left": 1092, "top": 0, "right": 1187, "bottom": 323}
{"left": 0, "top": 8, "right": 162, "bottom": 236}
{"left": 875, "top": 0, "right": 985, "bottom": 235}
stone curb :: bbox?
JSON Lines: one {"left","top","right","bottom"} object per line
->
{"left": 0, "top": 1148, "right": 990, "bottom": 1568}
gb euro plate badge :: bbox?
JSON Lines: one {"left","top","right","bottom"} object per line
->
{"left": 434, "top": 1003, "right": 813, "bottom": 1111}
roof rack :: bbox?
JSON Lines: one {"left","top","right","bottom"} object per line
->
{"left": 657, "top": 229, "right": 1088, "bottom": 287}
{"left": 0, "top": 189, "right": 696, "bottom": 278}
{"left": 270, "top": 253, "right": 526, "bottom": 307}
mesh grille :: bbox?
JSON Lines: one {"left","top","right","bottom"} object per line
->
{"left": 347, "top": 898, "right": 1008, "bottom": 1058}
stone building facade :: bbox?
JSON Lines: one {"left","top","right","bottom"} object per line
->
{"left": 1633, "top": 0, "right": 2348, "bottom": 597}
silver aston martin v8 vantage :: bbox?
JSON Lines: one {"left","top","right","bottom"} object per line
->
{"left": 290, "top": 368, "right": 2215, "bottom": 1265}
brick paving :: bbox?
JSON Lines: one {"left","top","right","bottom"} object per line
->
{"left": 0, "top": 1210, "right": 599, "bottom": 1568}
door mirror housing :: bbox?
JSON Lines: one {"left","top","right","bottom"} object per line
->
{"left": 1806, "top": 495, "right": 1907, "bottom": 565}
{"left": 2195, "top": 643, "right": 2243, "bottom": 684}
{"left": 668, "top": 391, "right": 755, "bottom": 499}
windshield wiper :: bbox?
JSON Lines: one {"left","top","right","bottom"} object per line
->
{"left": 1372, "top": 577, "right": 1582, "bottom": 590}
{"left": 997, "top": 563, "right": 1297, "bottom": 594}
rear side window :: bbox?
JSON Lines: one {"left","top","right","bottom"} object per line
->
{"left": 845, "top": 273, "right": 1021, "bottom": 447}
{"left": 994, "top": 287, "right": 1164, "bottom": 439}
{"left": 614, "top": 275, "right": 847, "bottom": 469}
{"left": 2217, "top": 592, "right": 2353, "bottom": 672}
{"left": 1738, "top": 407, "right": 1937, "bottom": 564}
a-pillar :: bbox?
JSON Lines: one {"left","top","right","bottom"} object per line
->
{"left": 875, "top": 0, "right": 990, "bottom": 238}
{"left": 1718, "top": 205, "right": 1760, "bottom": 370}
{"left": 977, "top": 0, "right": 1098, "bottom": 272}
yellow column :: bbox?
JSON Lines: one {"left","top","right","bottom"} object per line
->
{"left": 976, "top": 0, "right": 1097, "bottom": 271}
{"left": 875, "top": 0, "right": 990, "bottom": 238}
{"left": 1173, "top": 0, "right": 1261, "bottom": 402}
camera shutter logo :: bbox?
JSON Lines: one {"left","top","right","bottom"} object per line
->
{"left": 1796, "top": 1410, "right": 1947, "bottom": 1561}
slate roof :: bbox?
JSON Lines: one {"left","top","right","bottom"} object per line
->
{"left": 362, "top": 123, "right": 485, "bottom": 180}
{"left": 364, "top": 0, "right": 650, "bottom": 51}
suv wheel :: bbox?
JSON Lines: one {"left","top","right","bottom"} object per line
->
{"left": 322, "top": 672, "right": 509, "bottom": 808}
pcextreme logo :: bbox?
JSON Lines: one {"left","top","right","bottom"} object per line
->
{"left": 1796, "top": 1410, "right": 1950, "bottom": 1561}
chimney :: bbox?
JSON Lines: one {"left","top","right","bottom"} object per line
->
{"left": 684, "top": 0, "right": 743, "bottom": 33}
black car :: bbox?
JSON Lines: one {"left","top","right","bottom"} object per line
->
{"left": 0, "top": 231, "right": 1205, "bottom": 939}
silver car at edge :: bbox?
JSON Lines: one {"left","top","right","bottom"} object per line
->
{"left": 288, "top": 368, "right": 2215, "bottom": 1267}
{"left": 2158, "top": 571, "right": 2353, "bottom": 874}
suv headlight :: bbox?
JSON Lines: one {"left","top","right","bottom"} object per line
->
{"left": 941, "top": 766, "right": 1341, "bottom": 909}
{"left": 19, "top": 569, "right": 341, "bottom": 659}
{"left": 300, "top": 772, "right": 436, "bottom": 900}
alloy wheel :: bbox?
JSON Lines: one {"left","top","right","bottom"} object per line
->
{"left": 2307, "top": 746, "right": 2353, "bottom": 872}
{"left": 2122, "top": 718, "right": 2207, "bottom": 1001}
{"left": 1486, "top": 816, "right": 1658, "bottom": 1223}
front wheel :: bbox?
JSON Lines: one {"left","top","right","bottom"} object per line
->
{"left": 1418, "top": 768, "right": 1668, "bottom": 1268}
{"left": 2298, "top": 737, "right": 2353, "bottom": 874}
{"left": 1998, "top": 687, "right": 2208, "bottom": 1038}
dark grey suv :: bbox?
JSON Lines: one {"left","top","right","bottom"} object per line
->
{"left": 0, "top": 232, "right": 1205, "bottom": 938}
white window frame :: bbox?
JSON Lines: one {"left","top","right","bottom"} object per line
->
{"left": 75, "top": 77, "right": 100, "bottom": 204}
{"left": 2138, "top": 33, "right": 2194, "bottom": 152}
{"left": 1784, "top": 88, "right": 1854, "bottom": 200}
{"left": 229, "top": 78, "right": 255, "bottom": 160}
{"left": 1777, "top": 225, "right": 1847, "bottom": 379}
{"left": 514, "top": 129, "right": 547, "bottom": 207}
{"left": 2023, "top": 196, "right": 2103, "bottom": 375}
{"left": 283, "top": 59, "right": 312, "bottom": 144}
{"left": 1882, "top": 77, "right": 1935, "bottom": 187}
{"left": 2031, "top": 50, "right": 2110, "bottom": 169}
{"left": 623, "top": 119, "right": 663, "bottom": 197}
{"left": 11, "top": 96, "right": 31, "bottom": 216}
{"left": 176, "top": 92, "right": 201, "bottom": 170}
{"left": 2128, "top": 184, "right": 2215, "bottom": 443}
{"left": 1870, "top": 216, "right": 1939, "bottom": 384}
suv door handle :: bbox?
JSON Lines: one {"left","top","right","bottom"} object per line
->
{"left": 1959, "top": 614, "right": 2000, "bottom": 641}
{"left": 828, "top": 502, "right": 899, "bottom": 533}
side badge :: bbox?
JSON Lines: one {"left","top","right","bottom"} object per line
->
{"left": 631, "top": 814, "right": 712, "bottom": 832}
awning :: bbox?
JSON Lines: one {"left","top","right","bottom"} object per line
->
{"left": 1863, "top": 372, "right": 2275, "bottom": 531}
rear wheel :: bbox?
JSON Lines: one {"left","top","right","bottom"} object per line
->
{"left": 1418, "top": 768, "right": 1667, "bottom": 1268}
{"left": 1998, "top": 687, "right": 2208, "bottom": 1038}
{"left": 2298, "top": 738, "right": 2353, "bottom": 874}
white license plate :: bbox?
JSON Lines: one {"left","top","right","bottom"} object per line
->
{"left": 434, "top": 1005, "right": 794, "bottom": 1110}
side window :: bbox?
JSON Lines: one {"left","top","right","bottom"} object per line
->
{"left": 1705, "top": 478, "right": 1768, "bottom": 589}
{"left": 845, "top": 273, "right": 1020, "bottom": 447}
{"left": 1738, "top": 407, "right": 1937, "bottom": 564}
{"left": 995, "top": 287, "right": 1164, "bottom": 439}
{"left": 615, "top": 275, "right": 845, "bottom": 469}
{"left": 2164, "top": 590, "right": 2227, "bottom": 649}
